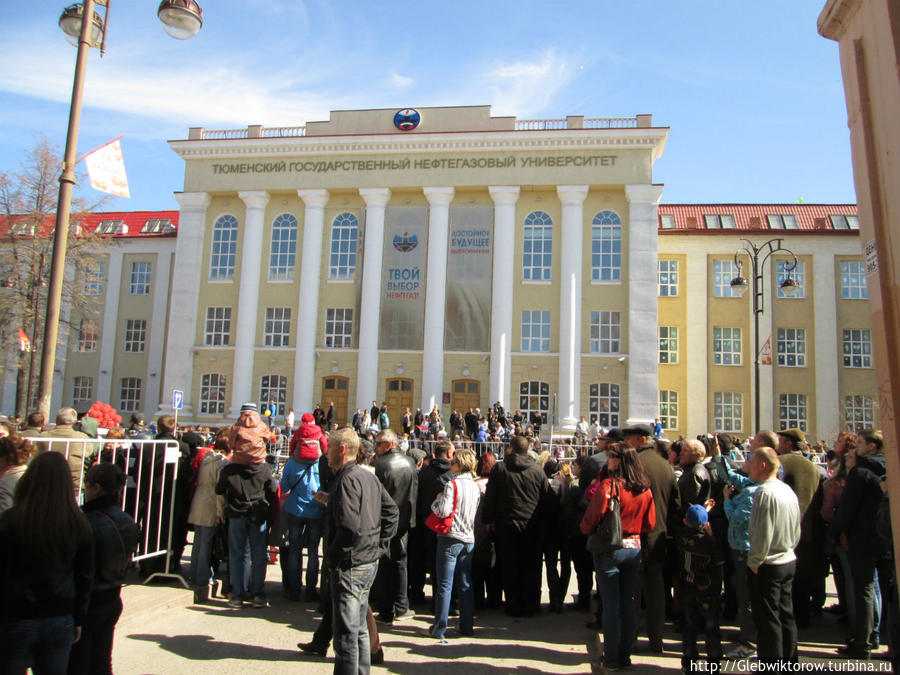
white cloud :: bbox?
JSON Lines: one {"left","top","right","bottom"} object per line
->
{"left": 477, "top": 49, "right": 580, "bottom": 117}
{"left": 390, "top": 72, "right": 414, "bottom": 89}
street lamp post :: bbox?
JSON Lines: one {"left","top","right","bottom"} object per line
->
{"left": 729, "top": 238, "right": 800, "bottom": 434}
{"left": 37, "top": 0, "right": 203, "bottom": 421}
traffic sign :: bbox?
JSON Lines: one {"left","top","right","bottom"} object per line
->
{"left": 173, "top": 389, "right": 184, "bottom": 410}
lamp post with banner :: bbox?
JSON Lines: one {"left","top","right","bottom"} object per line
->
{"left": 729, "top": 237, "right": 800, "bottom": 434}
{"left": 37, "top": 0, "right": 204, "bottom": 421}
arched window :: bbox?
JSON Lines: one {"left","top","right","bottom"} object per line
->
{"left": 200, "top": 373, "right": 226, "bottom": 415}
{"left": 269, "top": 213, "right": 297, "bottom": 281}
{"left": 329, "top": 213, "right": 359, "bottom": 280}
{"left": 210, "top": 214, "right": 239, "bottom": 281}
{"left": 523, "top": 211, "right": 553, "bottom": 281}
{"left": 591, "top": 210, "right": 622, "bottom": 282}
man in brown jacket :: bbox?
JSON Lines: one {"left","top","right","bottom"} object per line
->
{"left": 625, "top": 422, "right": 681, "bottom": 653}
{"left": 41, "top": 407, "right": 91, "bottom": 496}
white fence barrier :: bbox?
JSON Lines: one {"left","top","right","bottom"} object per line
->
{"left": 27, "top": 436, "right": 187, "bottom": 587}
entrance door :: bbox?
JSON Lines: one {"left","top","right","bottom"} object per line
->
{"left": 385, "top": 378, "right": 413, "bottom": 420}
{"left": 322, "top": 376, "right": 349, "bottom": 426}
{"left": 451, "top": 379, "right": 481, "bottom": 413}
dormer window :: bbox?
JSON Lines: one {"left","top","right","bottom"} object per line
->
{"left": 96, "top": 219, "right": 126, "bottom": 234}
{"left": 141, "top": 218, "right": 174, "bottom": 234}
{"left": 10, "top": 222, "right": 34, "bottom": 236}
{"left": 704, "top": 214, "right": 736, "bottom": 229}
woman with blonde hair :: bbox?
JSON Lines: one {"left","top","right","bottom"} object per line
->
{"left": 429, "top": 448, "right": 481, "bottom": 641}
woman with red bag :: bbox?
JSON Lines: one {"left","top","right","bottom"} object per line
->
{"left": 428, "top": 448, "right": 481, "bottom": 642}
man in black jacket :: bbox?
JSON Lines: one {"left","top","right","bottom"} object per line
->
{"left": 324, "top": 428, "right": 398, "bottom": 674}
{"left": 626, "top": 422, "right": 681, "bottom": 653}
{"left": 678, "top": 439, "right": 711, "bottom": 514}
{"left": 833, "top": 429, "right": 892, "bottom": 659}
{"left": 408, "top": 440, "right": 454, "bottom": 604}
{"left": 482, "top": 434, "right": 549, "bottom": 617}
{"left": 372, "top": 429, "right": 418, "bottom": 623}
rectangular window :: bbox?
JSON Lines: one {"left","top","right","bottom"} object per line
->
{"left": 96, "top": 219, "right": 125, "bottom": 234}
{"left": 123, "top": 319, "right": 147, "bottom": 353}
{"left": 84, "top": 260, "right": 104, "bottom": 296}
{"left": 590, "top": 311, "right": 621, "bottom": 354}
{"left": 659, "top": 214, "right": 676, "bottom": 229}
{"left": 130, "top": 261, "right": 151, "bottom": 295}
{"left": 519, "top": 381, "right": 550, "bottom": 425}
{"left": 119, "top": 377, "right": 142, "bottom": 413}
{"left": 521, "top": 310, "right": 551, "bottom": 352}
{"left": 704, "top": 214, "right": 736, "bottom": 229}
{"left": 658, "top": 259, "right": 678, "bottom": 297}
{"left": 713, "top": 327, "right": 742, "bottom": 366}
{"left": 73, "top": 376, "right": 93, "bottom": 407}
{"left": 264, "top": 307, "right": 291, "bottom": 347}
{"left": 840, "top": 261, "right": 868, "bottom": 299}
{"left": 766, "top": 214, "right": 798, "bottom": 230}
{"left": 842, "top": 329, "right": 872, "bottom": 368}
{"left": 659, "top": 390, "right": 678, "bottom": 430}
{"left": 776, "top": 260, "right": 805, "bottom": 298}
{"left": 589, "top": 383, "right": 620, "bottom": 427}
{"left": 779, "top": 393, "right": 808, "bottom": 432}
{"left": 325, "top": 308, "right": 353, "bottom": 348}
{"left": 844, "top": 395, "right": 875, "bottom": 432}
{"left": 712, "top": 260, "right": 740, "bottom": 297}
{"left": 659, "top": 326, "right": 678, "bottom": 364}
{"left": 259, "top": 375, "right": 287, "bottom": 416}
{"left": 204, "top": 307, "right": 232, "bottom": 346}
{"left": 200, "top": 373, "right": 226, "bottom": 415}
{"left": 77, "top": 320, "right": 99, "bottom": 352}
{"left": 830, "top": 214, "right": 860, "bottom": 230}
{"left": 714, "top": 392, "right": 743, "bottom": 432}
{"left": 776, "top": 328, "right": 806, "bottom": 367}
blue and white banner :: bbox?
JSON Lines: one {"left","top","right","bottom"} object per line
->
{"left": 380, "top": 206, "right": 427, "bottom": 350}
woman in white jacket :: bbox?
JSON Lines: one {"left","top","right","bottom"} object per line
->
{"left": 428, "top": 448, "right": 481, "bottom": 642}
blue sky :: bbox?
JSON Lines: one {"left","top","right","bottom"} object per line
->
{"left": 0, "top": 1, "right": 855, "bottom": 212}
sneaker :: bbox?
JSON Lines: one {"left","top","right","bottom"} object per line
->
{"left": 298, "top": 641, "right": 328, "bottom": 657}
{"left": 227, "top": 597, "right": 243, "bottom": 609}
{"left": 251, "top": 596, "right": 268, "bottom": 608}
{"left": 393, "top": 609, "right": 415, "bottom": 621}
{"left": 726, "top": 642, "right": 756, "bottom": 659}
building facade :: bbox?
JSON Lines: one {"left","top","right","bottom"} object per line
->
{"left": 0, "top": 107, "right": 878, "bottom": 442}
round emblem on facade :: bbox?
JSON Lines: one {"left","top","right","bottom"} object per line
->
{"left": 393, "top": 109, "right": 421, "bottom": 131}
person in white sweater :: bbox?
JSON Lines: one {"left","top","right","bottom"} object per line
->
{"left": 428, "top": 448, "right": 481, "bottom": 642}
{"left": 746, "top": 446, "right": 801, "bottom": 665}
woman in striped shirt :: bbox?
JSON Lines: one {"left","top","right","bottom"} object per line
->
{"left": 428, "top": 448, "right": 481, "bottom": 642}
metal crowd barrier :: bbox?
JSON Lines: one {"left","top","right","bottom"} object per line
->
{"left": 28, "top": 436, "right": 186, "bottom": 587}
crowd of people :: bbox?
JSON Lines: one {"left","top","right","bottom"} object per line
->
{"left": 0, "top": 400, "right": 895, "bottom": 675}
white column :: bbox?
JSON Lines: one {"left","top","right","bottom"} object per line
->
{"left": 625, "top": 184, "right": 664, "bottom": 424}
{"left": 813, "top": 253, "right": 840, "bottom": 441}
{"left": 421, "top": 187, "right": 455, "bottom": 413}
{"left": 96, "top": 248, "right": 124, "bottom": 403}
{"left": 356, "top": 188, "right": 391, "bottom": 410}
{"left": 229, "top": 190, "right": 270, "bottom": 415}
{"left": 557, "top": 185, "right": 589, "bottom": 430}
{"left": 157, "top": 191, "right": 211, "bottom": 418}
{"left": 294, "top": 189, "right": 329, "bottom": 413}
{"left": 145, "top": 248, "right": 172, "bottom": 419}
{"left": 488, "top": 186, "right": 520, "bottom": 409}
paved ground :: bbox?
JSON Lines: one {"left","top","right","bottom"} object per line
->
{"left": 112, "top": 551, "right": 893, "bottom": 674}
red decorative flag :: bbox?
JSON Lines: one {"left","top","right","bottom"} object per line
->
{"left": 760, "top": 336, "right": 772, "bottom": 366}
{"left": 17, "top": 327, "right": 30, "bottom": 352}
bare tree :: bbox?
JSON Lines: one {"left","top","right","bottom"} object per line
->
{"left": 0, "top": 137, "right": 112, "bottom": 420}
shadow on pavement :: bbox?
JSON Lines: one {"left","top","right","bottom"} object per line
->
{"left": 126, "top": 634, "right": 305, "bottom": 662}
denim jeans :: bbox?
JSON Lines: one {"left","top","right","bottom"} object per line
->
{"left": 431, "top": 537, "right": 475, "bottom": 639}
{"left": 2, "top": 614, "right": 74, "bottom": 674}
{"left": 594, "top": 547, "right": 643, "bottom": 666}
{"left": 189, "top": 525, "right": 217, "bottom": 587}
{"left": 286, "top": 513, "right": 322, "bottom": 597}
{"left": 730, "top": 549, "right": 755, "bottom": 644}
{"left": 332, "top": 561, "right": 378, "bottom": 675}
{"left": 228, "top": 516, "right": 268, "bottom": 600}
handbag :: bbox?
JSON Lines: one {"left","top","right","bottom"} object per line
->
{"left": 586, "top": 480, "right": 623, "bottom": 554}
{"left": 425, "top": 480, "right": 458, "bottom": 534}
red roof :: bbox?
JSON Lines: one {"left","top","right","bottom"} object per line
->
{"left": 658, "top": 204, "right": 858, "bottom": 232}
{"left": 0, "top": 210, "right": 179, "bottom": 239}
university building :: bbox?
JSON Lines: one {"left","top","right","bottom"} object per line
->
{"left": 0, "top": 107, "right": 878, "bottom": 441}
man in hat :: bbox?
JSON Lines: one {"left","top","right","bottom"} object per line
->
{"left": 775, "top": 427, "right": 822, "bottom": 627}
{"left": 624, "top": 422, "right": 680, "bottom": 653}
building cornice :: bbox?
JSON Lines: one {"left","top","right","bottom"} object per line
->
{"left": 168, "top": 128, "right": 669, "bottom": 162}
{"left": 818, "top": 0, "right": 862, "bottom": 40}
